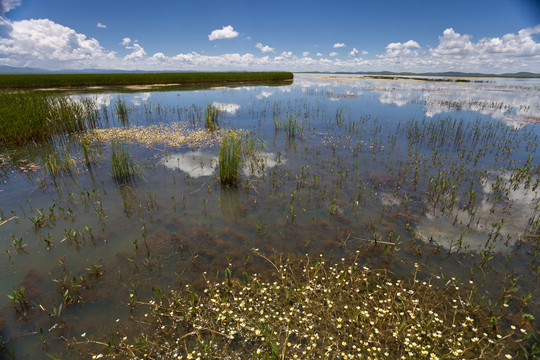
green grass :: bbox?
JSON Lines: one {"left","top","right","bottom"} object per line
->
{"left": 0, "top": 91, "right": 96, "bottom": 145}
{"left": 0, "top": 72, "right": 294, "bottom": 89}
{"left": 204, "top": 103, "right": 221, "bottom": 131}
{"left": 218, "top": 132, "right": 242, "bottom": 186}
{"left": 110, "top": 141, "right": 138, "bottom": 184}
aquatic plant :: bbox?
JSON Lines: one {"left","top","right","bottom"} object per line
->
{"left": 204, "top": 103, "right": 221, "bottom": 131}
{"left": 218, "top": 131, "right": 242, "bottom": 186}
{"left": 77, "top": 253, "right": 524, "bottom": 359}
{"left": 110, "top": 141, "right": 138, "bottom": 184}
{"left": 0, "top": 91, "right": 95, "bottom": 145}
{"left": 114, "top": 96, "right": 129, "bottom": 125}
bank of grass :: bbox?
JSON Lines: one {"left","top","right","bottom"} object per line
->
{"left": 77, "top": 252, "right": 527, "bottom": 359}
{"left": 0, "top": 72, "right": 294, "bottom": 89}
{"left": 0, "top": 91, "right": 96, "bottom": 145}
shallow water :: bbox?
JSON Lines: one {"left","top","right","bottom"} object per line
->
{"left": 1, "top": 74, "right": 540, "bottom": 358}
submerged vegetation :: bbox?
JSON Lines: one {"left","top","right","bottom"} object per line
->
{"left": 76, "top": 253, "right": 526, "bottom": 359}
{"left": 0, "top": 72, "right": 294, "bottom": 89}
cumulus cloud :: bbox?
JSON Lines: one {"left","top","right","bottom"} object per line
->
{"left": 362, "top": 50, "right": 369, "bottom": 55}
{"left": 121, "top": 37, "right": 132, "bottom": 46}
{"left": 208, "top": 25, "right": 239, "bottom": 41}
{"left": 0, "top": 19, "right": 115, "bottom": 66}
{"left": 431, "top": 26, "right": 540, "bottom": 58}
{"left": 430, "top": 29, "right": 473, "bottom": 56}
{"left": 97, "top": 22, "right": 107, "bottom": 28}
{"left": 302, "top": 51, "right": 310, "bottom": 57}
{"left": 316, "top": 52, "right": 323, "bottom": 57}
{"left": 382, "top": 40, "right": 421, "bottom": 57}
{"left": 333, "top": 43, "right": 346, "bottom": 48}
{"left": 349, "top": 47, "right": 359, "bottom": 57}
{"left": 255, "top": 42, "right": 274, "bottom": 53}
{"left": 329, "top": 52, "right": 338, "bottom": 57}
{"left": 124, "top": 41, "right": 146, "bottom": 61}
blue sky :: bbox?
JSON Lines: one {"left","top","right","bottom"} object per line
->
{"left": 0, "top": 0, "right": 539, "bottom": 72}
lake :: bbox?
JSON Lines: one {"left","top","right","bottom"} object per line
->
{"left": 1, "top": 73, "right": 539, "bottom": 358}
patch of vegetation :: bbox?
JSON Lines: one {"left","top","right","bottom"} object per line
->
{"left": 218, "top": 131, "right": 242, "bottom": 186}
{"left": 75, "top": 252, "right": 526, "bottom": 359}
{"left": 204, "top": 103, "right": 221, "bottom": 131}
{"left": 0, "top": 72, "right": 294, "bottom": 89}
{"left": 110, "top": 141, "right": 139, "bottom": 185}
{"left": 0, "top": 91, "right": 96, "bottom": 145}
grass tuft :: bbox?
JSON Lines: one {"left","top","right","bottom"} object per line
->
{"left": 110, "top": 141, "right": 138, "bottom": 184}
{"left": 218, "top": 131, "right": 242, "bottom": 186}
{"left": 204, "top": 103, "right": 221, "bottom": 131}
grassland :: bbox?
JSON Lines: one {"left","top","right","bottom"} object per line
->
{"left": 0, "top": 72, "right": 293, "bottom": 89}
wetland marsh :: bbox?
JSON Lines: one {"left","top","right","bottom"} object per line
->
{"left": 1, "top": 73, "right": 540, "bottom": 359}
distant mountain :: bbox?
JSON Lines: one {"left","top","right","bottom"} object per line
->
{"left": 331, "top": 71, "right": 540, "bottom": 78}
{"left": 1, "top": 66, "right": 539, "bottom": 78}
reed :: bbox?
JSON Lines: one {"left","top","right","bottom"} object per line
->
{"left": 218, "top": 132, "right": 242, "bottom": 186}
{"left": 0, "top": 91, "right": 95, "bottom": 145}
{"left": 110, "top": 141, "right": 138, "bottom": 184}
{"left": 0, "top": 72, "right": 294, "bottom": 89}
{"left": 204, "top": 103, "right": 220, "bottom": 131}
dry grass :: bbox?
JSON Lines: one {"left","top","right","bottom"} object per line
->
{"left": 79, "top": 123, "right": 244, "bottom": 149}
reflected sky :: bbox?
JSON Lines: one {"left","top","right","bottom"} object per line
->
{"left": 295, "top": 74, "right": 540, "bottom": 128}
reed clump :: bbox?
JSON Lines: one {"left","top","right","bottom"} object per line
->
{"left": 79, "top": 253, "right": 524, "bottom": 359}
{"left": 218, "top": 131, "right": 242, "bottom": 186}
{"left": 0, "top": 91, "right": 96, "bottom": 145}
{"left": 204, "top": 103, "right": 221, "bottom": 131}
{"left": 110, "top": 141, "right": 138, "bottom": 184}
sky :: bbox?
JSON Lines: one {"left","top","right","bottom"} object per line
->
{"left": 0, "top": 0, "right": 539, "bottom": 73}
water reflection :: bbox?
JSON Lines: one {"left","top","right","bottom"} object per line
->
{"left": 162, "top": 151, "right": 217, "bottom": 178}
{"left": 296, "top": 74, "right": 540, "bottom": 128}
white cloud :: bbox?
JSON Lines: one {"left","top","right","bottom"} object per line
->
{"left": 362, "top": 50, "right": 368, "bottom": 55}
{"left": 333, "top": 42, "right": 346, "bottom": 48}
{"left": 430, "top": 29, "right": 473, "bottom": 56}
{"left": 255, "top": 42, "right": 274, "bottom": 53}
{"left": 0, "top": 20, "right": 538, "bottom": 74}
{"left": 1, "top": 0, "right": 21, "bottom": 13}
{"left": 431, "top": 26, "right": 540, "bottom": 57}
{"left": 0, "top": 19, "right": 116, "bottom": 66}
{"left": 329, "top": 52, "right": 338, "bottom": 57}
{"left": 382, "top": 40, "right": 421, "bottom": 57}
{"left": 124, "top": 41, "right": 146, "bottom": 61}
{"left": 97, "top": 22, "right": 107, "bottom": 29}
{"left": 208, "top": 25, "right": 239, "bottom": 41}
